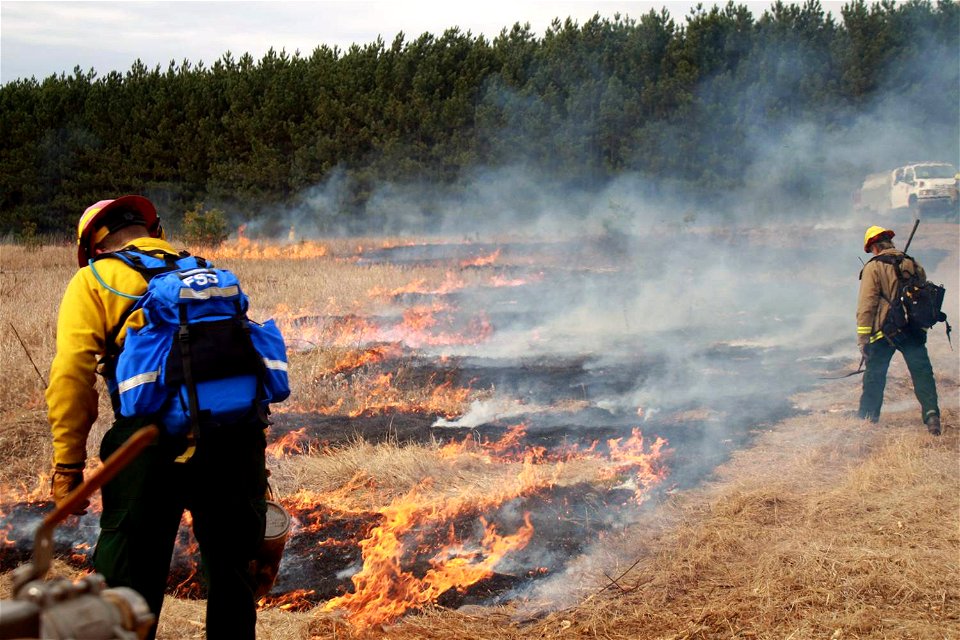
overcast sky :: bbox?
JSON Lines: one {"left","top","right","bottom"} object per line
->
{"left": 0, "top": 1, "right": 848, "bottom": 85}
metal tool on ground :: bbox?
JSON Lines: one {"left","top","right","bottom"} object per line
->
{"left": 819, "top": 355, "right": 866, "bottom": 379}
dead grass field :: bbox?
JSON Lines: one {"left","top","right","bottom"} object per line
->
{"left": 1, "top": 225, "right": 957, "bottom": 639}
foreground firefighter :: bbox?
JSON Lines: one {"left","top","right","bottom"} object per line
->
{"left": 856, "top": 225, "right": 941, "bottom": 434}
{"left": 46, "top": 196, "right": 290, "bottom": 639}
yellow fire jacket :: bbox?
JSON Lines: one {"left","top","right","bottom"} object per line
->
{"left": 856, "top": 248, "right": 926, "bottom": 347}
{"left": 46, "top": 237, "right": 180, "bottom": 465}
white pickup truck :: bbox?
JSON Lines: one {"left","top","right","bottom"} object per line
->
{"left": 855, "top": 162, "right": 959, "bottom": 217}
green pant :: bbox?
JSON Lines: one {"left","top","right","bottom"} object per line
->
{"left": 93, "top": 416, "right": 268, "bottom": 640}
{"left": 858, "top": 331, "right": 939, "bottom": 423}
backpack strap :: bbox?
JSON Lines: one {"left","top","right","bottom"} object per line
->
{"left": 111, "top": 246, "right": 207, "bottom": 280}
{"left": 97, "top": 294, "right": 148, "bottom": 412}
{"left": 99, "top": 249, "right": 210, "bottom": 348}
{"left": 94, "top": 248, "right": 205, "bottom": 411}
{"left": 859, "top": 253, "right": 899, "bottom": 280}
{"left": 861, "top": 254, "right": 903, "bottom": 309}
{"left": 861, "top": 254, "right": 909, "bottom": 348}
{"left": 176, "top": 304, "right": 204, "bottom": 444}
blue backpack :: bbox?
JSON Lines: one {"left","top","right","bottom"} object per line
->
{"left": 95, "top": 248, "right": 290, "bottom": 436}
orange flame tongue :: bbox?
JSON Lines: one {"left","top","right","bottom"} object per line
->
{"left": 422, "top": 513, "right": 534, "bottom": 595}
{"left": 259, "top": 588, "right": 317, "bottom": 611}
{"left": 605, "top": 428, "right": 669, "bottom": 504}
{"left": 324, "top": 489, "right": 534, "bottom": 629}
{"left": 266, "top": 427, "right": 313, "bottom": 458}
{"left": 460, "top": 249, "right": 501, "bottom": 268}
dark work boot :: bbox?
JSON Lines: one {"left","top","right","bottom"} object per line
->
{"left": 924, "top": 413, "right": 941, "bottom": 436}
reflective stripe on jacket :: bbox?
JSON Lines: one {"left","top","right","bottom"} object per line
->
{"left": 46, "top": 237, "right": 180, "bottom": 465}
{"left": 856, "top": 248, "right": 926, "bottom": 346}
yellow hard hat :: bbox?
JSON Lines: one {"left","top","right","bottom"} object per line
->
{"left": 76, "top": 195, "right": 163, "bottom": 267}
{"left": 863, "top": 225, "right": 894, "bottom": 253}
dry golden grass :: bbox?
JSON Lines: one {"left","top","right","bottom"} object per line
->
{"left": 268, "top": 434, "right": 634, "bottom": 515}
{"left": 273, "top": 437, "right": 505, "bottom": 500}
{"left": 0, "top": 245, "right": 70, "bottom": 415}
{"left": 0, "top": 238, "right": 484, "bottom": 487}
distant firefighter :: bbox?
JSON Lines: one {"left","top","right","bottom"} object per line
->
{"left": 856, "top": 225, "right": 941, "bottom": 435}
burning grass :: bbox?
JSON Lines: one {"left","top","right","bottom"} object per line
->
{"left": 365, "top": 411, "right": 959, "bottom": 640}
{"left": 2, "top": 225, "right": 958, "bottom": 639}
{"left": 252, "top": 423, "right": 668, "bottom": 628}
{"left": 69, "top": 407, "right": 957, "bottom": 640}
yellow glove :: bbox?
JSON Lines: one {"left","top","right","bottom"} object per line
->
{"left": 51, "top": 464, "right": 89, "bottom": 515}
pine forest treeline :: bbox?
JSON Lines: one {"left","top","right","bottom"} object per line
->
{"left": 1, "top": 0, "right": 958, "bottom": 236}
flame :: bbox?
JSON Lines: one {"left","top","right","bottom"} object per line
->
{"left": 368, "top": 271, "right": 466, "bottom": 298}
{"left": 603, "top": 428, "right": 669, "bottom": 504}
{"left": 323, "top": 314, "right": 380, "bottom": 346}
{"left": 439, "top": 424, "right": 574, "bottom": 464}
{"left": 70, "top": 541, "right": 92, "bottom": 564}
{"left": 260, "top": 589, "right": 317, "bottom": 611}
{"left": 0, "top": 507, "right": 14, "bottom": 547}
{"left": 323, "top": 487, "right": 536, "bottom": 630}
{"left": 342, "top": 373, "right": 472, "bottom": 419}
{"left": 437, "top": 437, "right": 473, "bottom": 459}
{"left": 0, "top": 420, "right": 668, "bottom": 628}
{"left": 277, "top": 307, "right": 492, "bottom": 354}
{"left": 436, "top": 424, "right": 667, "bottom": 500}
{"left": 315, "top": 423, "right": 664, "bottom": 629}
{"left": 400, "top": 306, "right": 439, "bottom": 333}
{"left": 488, "top": 274, "right": 528, "bottom": 288}
{"left": 460, "top": 249, "right": 501, "bottom": 268}
{"left": 266, "top": 427, "right": 311, "bottom": 459}
{"left": 205, "top": 237, "right": 330, "bottom": 260}
{"left": 485, "top": 423, "right": 527, "bottom": 457}
{"left": 281, "top": 477, "right": 380, "bottom": 525}
{"left": 301, "top": 426, "right": 596, "bottom": 628}
{"left": 330, "top": 344, "right": 403, "bottom": 373}
{"left": 335, "top": 303, "right": 493, "bottom": 350}
{"left": 169, "top": 512, "right": 202, "bottom": 597}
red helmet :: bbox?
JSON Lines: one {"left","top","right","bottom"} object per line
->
{"left": 76, "top": 195, "right": 162, "bottom": 267}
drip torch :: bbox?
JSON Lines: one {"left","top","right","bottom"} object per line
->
{"left": 1, "top": 426, "right": 159, "bottom": 640}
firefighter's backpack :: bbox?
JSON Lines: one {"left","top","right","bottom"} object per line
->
{"left": 868, "top": 253, "right": 951, "bottom": 346}
{"left": 95, "top": 248, "right": 290, "bottom": 436}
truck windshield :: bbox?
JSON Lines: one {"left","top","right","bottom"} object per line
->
{"left": 914, "top": 165, "right": 956, "bottom": 179}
